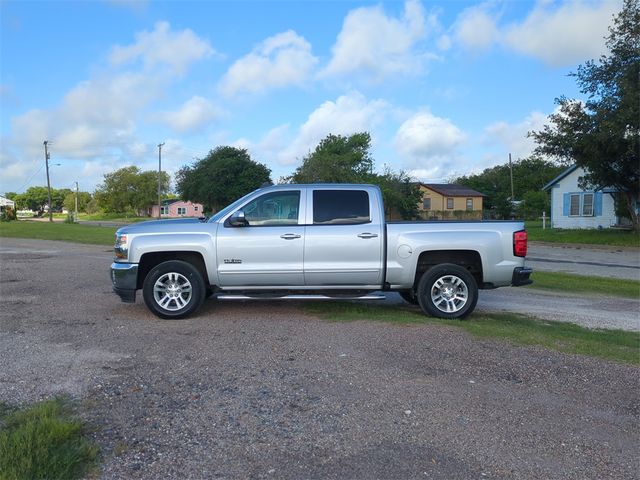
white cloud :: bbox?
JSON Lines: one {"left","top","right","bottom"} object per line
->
{"left": 453, "top": 3, "right": 499, "bottom": 52}
{"left": 109, "top": 21, "right": 216, "bottom": 75}
{"left": 394, "top": 111, "right": 466, "bottom": 169}
{"left": 450, "top": 0, "right": 620, "bottom": 66}
{"left": 219, "top": 30, "right": 318, "bottom": 97}
{"left": 503, "top": 0, "right": 619, "bottom": 66}
{"left": 483, "top": 110, "right": 548, "bottom": 160}
{"left": 322, "top": 0, "right": 429, "bottom": 80}
{"left": 278, "top": 91, "right": 388, "bottom": 165}
{"left": 2, "top": 22, "right": 216, "bottom": 194}
{"left": 157, "top": 96, "right": 222, "bottom": 132}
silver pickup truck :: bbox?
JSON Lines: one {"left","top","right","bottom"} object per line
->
{"left": 110, "top": 184, "right": 532, "bottom": 320}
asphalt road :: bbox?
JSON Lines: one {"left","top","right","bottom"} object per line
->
{"left": 0, "top": 238, "right": 638, "bottom": 479}
{"left": 527, "top": 242, "right": 640, "bottom": 281}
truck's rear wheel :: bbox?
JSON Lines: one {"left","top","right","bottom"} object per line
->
{"left": 142, "top": 260, "right": 205, "bottom": 319}
{"left": 417, "top": 263, "right": 478, "bottom": 319}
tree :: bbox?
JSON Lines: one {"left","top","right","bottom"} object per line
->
{"left": 95, "top": 166, "right": 170, "bottom": 215}
{"left": 530, "top": 0, "right": 639, "bottom": 230}
{"left": 63, "top": 191, "right": 93, "bottom": 213}
{"left": 176, "top": 146, "right": 271, "bottom": 213}
{"left": 286, "top": 132, "right": 421, "bottom": 220}
{"left": 288, "top": 133, "right": 373, "bottom": 183}
{"left": 14, "top": 186, "right": 50, "bottom": 214}
{"left": 453, "top": 156, "right": 563, "bottom": 218}
{"left": 375, "top": 168, "right": 422, "bottom": 220}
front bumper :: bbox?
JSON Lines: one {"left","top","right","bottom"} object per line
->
{"left": 110, "top": 262, "right": 139, "bottom": 303}
{"left": 511, "top": 266, "right": 533, "bottom": 286}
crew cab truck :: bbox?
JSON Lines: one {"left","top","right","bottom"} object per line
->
{"left": 110, "top": 184, "right": 532, "bottom": 320}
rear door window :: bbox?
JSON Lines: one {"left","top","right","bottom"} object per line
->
{"left": 313, "top": 190, "right": 370, "bottom": 225}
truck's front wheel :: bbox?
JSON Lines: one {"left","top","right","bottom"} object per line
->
{"left": 142, "top": 260, "right": 206, "bottom": 319}
{"left": 417, "top": 264, "right": 478, "bottom": 319}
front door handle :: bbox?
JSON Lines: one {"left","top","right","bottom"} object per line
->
{"left": 280, "top": 233, "right": 302, "bottom": 240}
{"left": 357, "top": 233, "right": 378, "bottom": 239}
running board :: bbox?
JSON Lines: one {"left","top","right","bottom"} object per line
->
{"left": 216, "top": 293, "right": 387, "bottom": 301}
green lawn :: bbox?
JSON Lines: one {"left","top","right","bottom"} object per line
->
{"left": 0, "top": 398, "right": 98, "bottom": 480}
{"left": 305, "top": 302, "right": 640, "bottom": 365}
{"left": 529, "top": 271, "right": 640, "bottom": 298}
{"left": 526, "top": 220, "right": 639, "bottom": 247}
{"left": 0, "top": 220, "right": 117, "bottom": 246}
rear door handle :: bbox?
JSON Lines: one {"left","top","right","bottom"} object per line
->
{"left": 357, "top": 233, "right": 378, "bottom": 239}
{"left": 280, "top": 233, "right": 302, "bottom": 240}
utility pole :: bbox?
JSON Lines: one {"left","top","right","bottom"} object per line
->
{"left": 509, "top": 153, "right": 514, "bottom": 201}
{"left": 74, "top": 181, "right": 79, "bottom": 223}
{"left": 44, "top": 141, "right": 52, "bottom": 222}
{"left": 157, "top": 142, "right": 165, "bottom": 219}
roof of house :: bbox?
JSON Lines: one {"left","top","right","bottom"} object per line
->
{"left": 0, "top": 196, "right": 15, "bottom": 207}
{"left": 160, "top": 199, "right": 201, "bottom": 206}
{"left": 542, "top": 164, "right": 580, "bottom": 191}
{"left": 419, "top": 183, "right": 486, "bottom": 197}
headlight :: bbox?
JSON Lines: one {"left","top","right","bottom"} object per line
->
{"left": 114, "top": 233, "right": 128, "bottom": 260}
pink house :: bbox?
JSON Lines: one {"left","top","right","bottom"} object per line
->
{"left": 149, "top": 200, "right": 204, "bottom": 218}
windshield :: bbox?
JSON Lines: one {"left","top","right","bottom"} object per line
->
{"left": 207, "top": 188, "right": 262, "bottom": 223}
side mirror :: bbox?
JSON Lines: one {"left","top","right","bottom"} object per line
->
{"left": 229, "top": 210, "right": 248, "bottom": 227}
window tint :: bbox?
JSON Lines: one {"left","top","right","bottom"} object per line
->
{"left": 242, "top": 191, "right": 300, "bottom": 226}
{"left": 313, "top": 190, "right": 370, "bottom": 225}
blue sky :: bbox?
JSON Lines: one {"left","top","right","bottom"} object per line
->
{"left": 0, "top": 0, "right": 620, "bottom": 195}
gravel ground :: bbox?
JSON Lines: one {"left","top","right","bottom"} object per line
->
{"left": 0, "top": 238, "right": 639, "bottom": 479}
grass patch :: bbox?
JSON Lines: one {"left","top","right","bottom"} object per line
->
{"left": 305, "top": 302, "right": 640, "bottom": 365}
{"left": 528, "top": 271, "right": 640, "bottom": 298}
{"left": 0, "top": 220, "right": 117, "bottom": 246}
{"left": 525, "top": 220, "right": 639, "bottom": 247}
{"left": 0, "top": 398, "right": 98, "bottom": 480}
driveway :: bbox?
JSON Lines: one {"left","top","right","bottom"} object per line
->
{"left": 0, "top": 238, "right": 638, "bottom": 479}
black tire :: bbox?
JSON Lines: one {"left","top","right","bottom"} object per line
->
{"left": 142, "top": 260, "right": 206, "bottom": 319}
{"left": 416, "top": 263, "right": 478, "bottom": 319}
{"left": 399, "top": 290, "right": 419, "bottom": 305}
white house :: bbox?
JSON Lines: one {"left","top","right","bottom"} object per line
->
{"left": 543, "top": 165, "right": 618, "bottom": 229}
{"left": 0, "top": 195, "right": 15, "bottom": 213}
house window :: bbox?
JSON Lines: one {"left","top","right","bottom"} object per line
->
{"left": 582, "top": 193, "right": 594, "bottom": 216}
{"left": 569, "top": 193, "right": 595, "bottom": 217}
{"left": 160, "top": 206, "right": 168, "bottom": 215}
{"left": 569, "top": 194, "right": 580, "bottom": 216}
{"left": 446, "top": 198, "right": 454, "bottom": 210}
{"left": 466, "top": 198, "right": 473, "bottom": 211}
{"left": 177, "top": 207, "right": 187, "bottom": 216}
{"left": 194, "top": 206, "right": 199, "bottom": 212}
{"left": 423, "top": 198, "right": 431, "bottom": 210}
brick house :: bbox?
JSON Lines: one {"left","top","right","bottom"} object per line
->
{"left": 417, "top": 183, "right": 485, "bottom": 220}
{"left": 149, "top": 200, "right": 204, "bottom": 218}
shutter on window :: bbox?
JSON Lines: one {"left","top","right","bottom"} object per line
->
{"left": 563, "top": 193, "right": 570, "bottom": 216}
{"left": 594, "top": 192, "right": 603, "bottom": 216}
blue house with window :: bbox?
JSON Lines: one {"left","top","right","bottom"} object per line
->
{"left": 543, "top": 165, "right": 618, "bottom": 229}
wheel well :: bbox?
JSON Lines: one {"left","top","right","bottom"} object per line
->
{"left": 137, "top": 251, "right": 208, "bottom": 289}
{"left": 413, "top": 250, "right": 483, "bottom": 290}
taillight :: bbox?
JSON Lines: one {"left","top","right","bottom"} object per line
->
{"left": 513, "top": 230, "right": 527, "bottom": 257}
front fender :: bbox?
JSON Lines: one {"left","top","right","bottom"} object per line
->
{"left": 129, "top": 233, "right": 218, "bottom": 285}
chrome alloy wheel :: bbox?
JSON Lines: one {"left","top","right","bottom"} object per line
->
{"left": 153, "top": 272, "right": 193, "bottom": 311}
{"left": 430, "top": 274, "right": 469, "bottom": 314}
